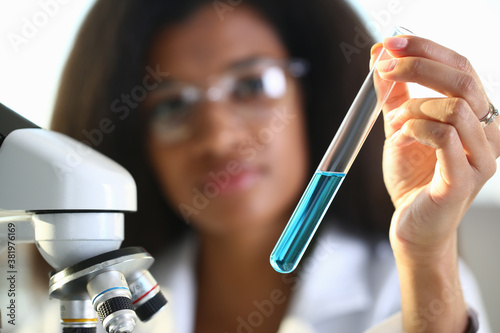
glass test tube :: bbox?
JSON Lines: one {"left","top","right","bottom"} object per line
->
{"left": 270, "top": 27, "right": 413, "bottom": 274}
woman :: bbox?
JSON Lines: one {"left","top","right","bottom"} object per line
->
{"left": 48, "top": 0, "right": 497, "bottom": 332}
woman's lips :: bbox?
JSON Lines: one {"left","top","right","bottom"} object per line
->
{"left": 198, "top": 164, "right": 263, "bottom": 196}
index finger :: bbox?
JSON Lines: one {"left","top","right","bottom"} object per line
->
{"left": 382, "top": 35, "right": 490, "bottom": 110}
{"left": 383, "top": 35, "right": 477, "bottom": 79}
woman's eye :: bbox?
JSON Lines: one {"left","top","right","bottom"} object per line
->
{"left": 232, "top": 67, "right": 287, "bottom": 101}
{"left": 232, "top": 77, "right": 266, "bottom": 100}
{"left": 151, "top": 98, "right": 191, "bottom": 123}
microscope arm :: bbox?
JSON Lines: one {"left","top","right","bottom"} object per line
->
{"left": 0, "top": 103, "right": 167, "bottom": 333}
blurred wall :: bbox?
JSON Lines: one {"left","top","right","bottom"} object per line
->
{"left": 459, "top": 205, "right": 500, "bottom": 332}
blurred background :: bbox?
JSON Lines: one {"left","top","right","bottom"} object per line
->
{"left": 0, "top": 0, "right": 499, "bottom": 331}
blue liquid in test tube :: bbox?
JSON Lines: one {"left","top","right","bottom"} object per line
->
{"left": 270, "top": 26, "right": 414, "bottom": 274}
{"left": 270, "top": 171, "right": 345, "bottom": 273}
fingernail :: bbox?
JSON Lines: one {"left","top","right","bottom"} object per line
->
{"left": 384, "top": 37, "right": 409, "bottom": 50}
{"left": 377, "top": 58, "right": 398, "bottom": 72}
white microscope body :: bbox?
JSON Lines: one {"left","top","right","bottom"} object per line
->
{"left": 0, "top": 104, "right": 166, "bottom": 333}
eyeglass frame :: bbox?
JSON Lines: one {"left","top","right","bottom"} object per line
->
{"left": 143, "top": 57, "right": 309, "bottom": 144}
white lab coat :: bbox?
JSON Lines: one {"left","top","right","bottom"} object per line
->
{"left": 136, "top": 225, "right": 492, "bottom": 333}
{"left": 6, "top": 225, "right": 491, "bottom": 333}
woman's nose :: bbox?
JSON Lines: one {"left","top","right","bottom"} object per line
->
{"left": 191, "top": 100, "right": 249, "bottom": 156}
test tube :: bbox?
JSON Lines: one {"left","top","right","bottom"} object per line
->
{"left": 270, "top": 26, "right": 414, "bottom": 274}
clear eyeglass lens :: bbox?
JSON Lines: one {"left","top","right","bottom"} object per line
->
{"left": 149, "top": 61, "right": 296, "bottom": 143}
{"left": 230, "top": 66, "right": 287, "bottom": 103}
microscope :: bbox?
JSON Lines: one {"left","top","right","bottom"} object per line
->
{"left": 0, "top": 103, "right": 167, "bottom": 333}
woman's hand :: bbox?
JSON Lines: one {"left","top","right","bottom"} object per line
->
{"left": 374, "top": 35, "right": 500, "bottom": 264}
{"left": 371, "top": 36, "right": 500, "bottom": 332}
